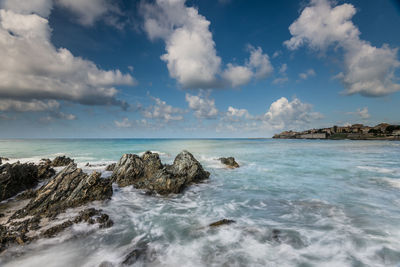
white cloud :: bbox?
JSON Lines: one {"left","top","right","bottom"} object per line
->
{"left": 141, "top": 0, "right": 272, "bottom": 89}
{"left": 114, "top": 118, "right": 133, "bottom": 128}
{"left": 56, "top": 0, "right": 124, "bottom": 28}
{"left": 0, "top": 9, "right": 135, "bottom": 109}
{"left": 285, "top": 0, "right": 400, "bottom": 96}
{"left": 143, "top": 96, "right": 184, "bottom": 122}
{"left": 185, "top": 92, "right": 218, "bottom": 119}
{"left": 279, "top": 64, "right": 287, "bottom": 74}
{"left": 224, "top": 106, "right": 252, "bottom": 122}
{"left": 347, "top": 107, "right": 370, "bottom": 119}
{"left": 0, "top": 99, "right": 59, "bottom": 112}
{"left": 299, "top": 69, "right": 316, "bottom": 80}
{"left": 263, "top": 97, "right": 323, "bottom": 129}
{"left": 0, "top": 0, "right": 52, "bottom": 17}
{"left": 222, "top": 64, "right": 253, "bottom": 87}
{"left": 273, "top": 77, "right": 289, "bottom": 84}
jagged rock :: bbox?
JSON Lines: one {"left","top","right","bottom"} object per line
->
{"left": 51, "top": 155, "right": 74, "bottom": 167}
{"left": 0, "top": 157, "right": 9, "bottom": 165}
{"left": 105, "top": 163, "right": 116, "bottom": 171}
{"left": 209, "top": 219, "right": 236, "bottom": 227}
{"left": 112, "top": 151, "right": 210, "bottom": 194}
{"left": 37, "top": 160, "right": 56, "bottom": 180}
{"left": 0, "top": 162, "right": 39, "bottom": 201}
{"left": 219, "top": 157, "right": 240, "bottom": 168}
{"left": 41, "top": 220, "right": 74, "bottom": 238}
{"left": 122, "top": 243, "right": 148, "bottom": 266}
{"left": 12, "top": 163, "right": 113, "bottom": 219}
{"left": 15, "top": 189, "right": 37, "bottom": 200}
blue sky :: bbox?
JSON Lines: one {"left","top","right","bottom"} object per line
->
{"left": 0, "top": 0, "right": 399, "bottom": 138}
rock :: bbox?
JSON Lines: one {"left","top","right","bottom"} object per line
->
{"left": 209, "top": 219, "right": 236, "bottom": 227}
{"left": 122, "top": 243, "right": 148, "bottom": 265}
{"left": 51, "top": 155, "right": 74, "bottom": 167}
{"left": 99, "top": 261, "right": 115, "bottom": 267}
{"left": 219, "top": 157, "right": 240, "bottom": 168}
{"left": 271, "top": 229, "right": 281, "bottom": 242}
{"left": 41, "top": 220, "right": 73, "bottom": 238}
{"left": 105, "top": 163, "right": 116, "bottom": 171}
{"left": 37, "top": 160, "right": 56, "bottom": 180}
{"left": 112, "top": 150, "right": 210, "bottom": 194}
{"left": 12, "top": 163, "right": 113, "bottom": 219}
{"left": 0, "top": 157, "right": 9, "bottom": 165}
{"left": 0, "top": 162, "right": 39, "bottom": 201}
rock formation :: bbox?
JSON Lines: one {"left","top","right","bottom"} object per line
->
{"left": 112, "top": 150, "right": 210, "bottom": 194}
{"left": 219, "top": 157, "right": 240, "bottom": 168}
{"left": 105, "top": 163, "right": 116, "bottom": 171}
{"left": 51, "top": 155, "right": 74, "bottom": 167}
{"left": 12, "top": 163, "right": 113, "bottom": 219}
{"left": 0, "top": 162, "right": 39, "bottom": 201}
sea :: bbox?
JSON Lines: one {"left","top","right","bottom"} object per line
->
{"left": 0, "top": 138, "right": 400, "bottom": 267}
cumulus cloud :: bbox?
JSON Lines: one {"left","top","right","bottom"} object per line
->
{"left": 0, "top": 99, "right": 59, "bottom": 112}
{"left": 0, "top": 0, "right": 53, "bottom": 17}
{"left": 0, "top": 9, "right": 135, "bottom": 111}
{"left": 56, "top": 0, "right": 124, "bottom": 28}
{"left": 347, "top": 107, "right": 370, "bottom": 119}
{"left": 141, "top": 0, "right": 272, "bottom": 89}
{"left": 143, "top": 96, "right": 185, "bottom": 122}
{"left": 223, "top": 106, "right": 252, "bottom": 122}
{"left": 263, "top": 97, "right": 323, "bottom": 129}
{"left": 114, "top": 117, "right": 134, "bottom": 128}
{"left": 299, "top": 69, "right": 316, "bottom": 80}
{"left": 285, "top": 0, "right": 400, "bottom": 96}
{"left": 185, "top": 92, "right": 218, "bottom": 119}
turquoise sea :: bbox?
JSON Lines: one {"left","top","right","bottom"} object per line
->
{"left": 1, "top": 139, "right": 400, "bottom": 266}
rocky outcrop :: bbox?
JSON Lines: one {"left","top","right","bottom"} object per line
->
{"left": 105, "top": 163, "right": 116, "bottom": 171}
{"left": 37, "top": 160, "right": 56, "bottom": 180}
{"left": 112, "top": 150, "right": 210, "bottom": 194}
{"left": 12, "top": 163, "right": 113, "bottom": 219}
{"left": 219, "top": 157, "right": 240, "bottom": 168}
{"left": 0, "top": 157, "right": 9, "bottom": 165}
{"left": 0, "top": 162, "right": 39, "bottom": 201}
{"left": 209, "top": 219, "right": 236, "bottom": 227}
{"left": 51, "top": 155, "right": 74, "bottom": 167}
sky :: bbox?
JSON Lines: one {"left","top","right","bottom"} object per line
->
{"left": 0, "top": 0, "right": 399, "bottom": 138}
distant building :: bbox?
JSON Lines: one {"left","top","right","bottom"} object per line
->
{"left": 299, "top": 133, "right": 327, "bottom": 139}
{"left": 393, "top": 129, "right": 400, "bottom": 136}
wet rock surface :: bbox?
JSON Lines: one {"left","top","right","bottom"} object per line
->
{"left": 12, "top": 163, "right": 113, "bottom": 219}
{"left": 219, "top": 157, "right": 240, "bottom": 168}
{"left": 112, "top": 150, "right": 210, "bottom": 194}
{"left": 0, "top": 162, "right": 39, "bottom": 201}
{"left": 209, "top": 219, "right": 236, "bottom": 227}
{"left": 51, "top": 155, "right": 74, "bottom": 167}
{"left": 105, "top": 163, "right": 116, "bottom": 171}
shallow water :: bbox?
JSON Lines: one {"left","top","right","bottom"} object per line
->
{"left": 1, "top": 139, "right": 400, "bottom": 266}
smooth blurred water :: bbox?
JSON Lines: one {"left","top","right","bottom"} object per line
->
{"left": 1, "top": 139, "right": 400, "bottom": 267}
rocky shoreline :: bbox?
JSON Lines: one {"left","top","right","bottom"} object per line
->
{"left": 0, "top": 150, "right": 223, "bottom": 258}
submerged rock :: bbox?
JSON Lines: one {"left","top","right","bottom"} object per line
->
{"left": 51, "top": 155, "right": 74, "bottom": 167}
{"left": 112, "top": 150, "right": 210, "bottom": 194}
{"left": 105, "top": 163, "right": 116, "bottom": 171}
{"left": 12, "top": 163, "right": 113, "bottom": 219}
{"left": 209, "top": 219, "right": 236, "bottom": 227}
{"left": 0, "top": 162, "right": 39, "bottom": 201}
{"left": 219, "top": 157, "right": 240, "bottom": 168}
{"left": 122, "top": 242, "right": 148, "bottom": 266}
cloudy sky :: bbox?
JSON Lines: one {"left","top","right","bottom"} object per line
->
{"left": 0, "top": 0, "right": 399, "bottom": 138}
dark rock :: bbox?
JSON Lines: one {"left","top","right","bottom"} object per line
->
{"left": 15, "top": 189, "right": 37, "bottom": 200}
{"left": 85, "top": 163, "right": 90, "bottom": 167}
{"left": 41, "top": 220, "right": 73, "bottom": 238}
{"left": 51, "top": 156, "right": 74, "bottom": 167}
{"left": 37, "top": 160, "right": 56, "bottom": 180}
{"left": 0, "top": 162, "right": 39, "bottom": 201}
{"left": 219, "top": 157, "right": 240, "bottom": 168}
{"left": 12, "top": 163, "right": 113, "bottom": 219}
{"left": 105, "top": 163, "right": 116, "bottom": 171}
{"left": 99, "top": 261, "right": 114, "bottom": 267}
{"left": 112, "top": 150, "right": 210, "bottom": 195}
{"left": 0, "top": 157, "right": 9, "bottom": 165}
{"left": 271, "top": 229, "right": 281, "bottom": 242}
{"left": 209, "top": 219, "right": 236, "bottom": 227}
{"left": 122, "top": 243, "right": 148, "bottom": 265}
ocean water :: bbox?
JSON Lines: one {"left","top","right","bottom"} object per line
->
{"left": 0, "top": 139, "right": 400, "bottom": 267}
